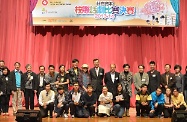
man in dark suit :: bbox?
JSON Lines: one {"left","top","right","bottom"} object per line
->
{"left": 104, "top": 64, "right": 119, "bottom": 96}
{"left": 37, "top": 65, "right": 46, "bottom": 99}
{"left": 21, "top": 64, "right": 38, "bottom": 110}
{"left": 161, "top": 64, "right": 176, "bottom": 93}
{"left": 9, "top": 62, "right": 23, "bottom": 115}
{"left": 147, "top": 61, "right": 161, "bottom": 94}
{"left": 89, "top": 59, "right": 105, "bottom": 98}
{"left": 67, "top": 59, "right": 81, "bottom": 90}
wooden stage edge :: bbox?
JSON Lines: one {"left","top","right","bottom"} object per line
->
{"left": 0, "top": 107, "right": 171, "bottom": 122}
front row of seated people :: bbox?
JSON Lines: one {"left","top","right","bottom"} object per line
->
{"left": 39, "top": 82, "right": 187, "bottom": 118}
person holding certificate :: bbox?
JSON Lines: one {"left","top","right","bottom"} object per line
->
{"left": 113, "top": 83, "right": 127, "bottom": 118}
{"left": 68, "top": 82, "right": 89, "bottom": 118}
{"left": 98, "top": 86, "right": 113, "bottom": 117}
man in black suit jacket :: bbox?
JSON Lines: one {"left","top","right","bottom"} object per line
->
{"left": 9, "top": 62, "right": 23, "bottom": 115}
{"left": 147, "top": 61, "right": 161, "bottom": 93}
{"left": 37, "top": 65, "right": 46, "bottom": 99}
{"left": 104, "top": 64, "right": 119, "bottom": 96}
{"left": 161, "top": 64, "right": 176, "bottom": 93}
{"left": 89, "top": 59, "right": 104, "bottom": 98}
{"left": 21, "top": 64, "right": 38, "bottom": 110}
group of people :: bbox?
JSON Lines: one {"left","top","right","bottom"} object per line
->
{"left": 0, "top": 59, "right": 187, "bottom": 119}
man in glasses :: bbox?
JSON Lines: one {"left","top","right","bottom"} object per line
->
{"left": 39, "top": 82, "right": 55, "bottom": 118}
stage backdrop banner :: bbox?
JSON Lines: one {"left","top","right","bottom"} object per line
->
{"left": 31, "top": 0, "right": 179, "bottom": 27}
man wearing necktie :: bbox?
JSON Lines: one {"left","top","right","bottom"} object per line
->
{"left": 89, "top": 59, "right": 105, "bottom": 99}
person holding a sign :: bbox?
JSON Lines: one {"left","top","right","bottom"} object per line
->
{"left": 21, "top": 64, "right": 38, "bottom": 110}
{"left": 98, "top": 86, "right": 113, "bottom": 117}
{"left": 135, "top": 84, "right": 152, "bottom": 117}
{"left": 54, "top": 87, "right": 69, "bottom": 118}
{"left": 0, "top": 66, "right": 12, "bottom": 116}
{"left": 113, "top": 83, "right": 128, "bottom": 118}
{"left": 68, "top": 82, "right": 89, "bottom": 118}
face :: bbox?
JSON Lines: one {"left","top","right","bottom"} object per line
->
{"left": 102, "top": 87, "right": 108, "bottom": 94}
{"left": 117, "top": 85, "right": 123, "bottom": 92}
{"left": 49, "top": 67, "right": 55, "bottom": 74}
{"left": 39, "top": 66, "right": 45, "bottom": 74}
{"left": 156, "top": 88, "right": 162, "bottom": 96}
{"left": 72, "top": 61, "right": 79, "bottom": 68}
{"left": 173, "top": 90, "right": 179, "bottom": 96}
{"left": 150, "top": 63, "right": 155, "bottom": 71}
{"left": 58, "top": 89, "right": 64, "bottom": 94}
{"left": 73, "top": 83, "right": 79, "bottom": 91}
{"left": 93, "top": 60, "right": 99, "bottom": 68}
{"left": 124, "top": 66, "right": 129, "bottom": 72}
{"left": 166, "top": 88, "right": 171, "bottom": 95}
{"left": 26, "top": 65, "right": 32, "bottom": 73}
{"left": 138, "top": 66, "right": 144, "bottom": 73}
{"left": 141, "top": 86, "right": 148, "bottom": 93}
{"left": 60, "top": 66, "right": 65, "bottom": 73}
{"left": 87, "top": 87, "right": 93, "bottom": 93}
{"left": 0, "top": 61, "right": 5, "bottom": 68}
{"left": 110, "top": 64, "right": 116, "bottom": 73}
{"left": 3, "top": 69, "right": 8, "bottom": 75}
{"left": 175, "top": 68, "right": 181, "bottom": 73}
{"left": 15, "top": 63, "right": 21, "bottom": 70}
{"left": 165, "top": 65, "right": 171, "bottom": 72}
{"left": 82, "top": 67, "right": 88, "bottom": 73}
{"left": 45, "top": 84, "right": 51, "bottom": 91}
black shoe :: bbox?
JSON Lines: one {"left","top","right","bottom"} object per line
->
{"left": 115, "top": 116, "right": 118, "bottom": 118}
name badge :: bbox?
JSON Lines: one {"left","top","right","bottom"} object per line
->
{"left": 142, "top": 79, "right": 146, "bottom": 82}
{"left": 170, "top": 77, "right": 172, "bottom": 80}
{"left": 115, "top": 77, "right": 118, "bottom": 80}
{"left": 100, "top": 73, "right": 103, "bottom": 75}
{"left": 5, "top": 77, "right": 8, "bottom": 81}
{"left": 152, "top": 74, "right": 156, "bottom": 77}
{"left": 30, "top": 76, "right": 33, "bottom": 80}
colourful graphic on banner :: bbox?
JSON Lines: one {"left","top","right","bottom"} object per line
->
{"left": 31, "top": 0, "right": 179, "bottom": 27}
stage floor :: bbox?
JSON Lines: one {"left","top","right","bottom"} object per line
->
{"left": 0, "top": 108, "right": 171, "bottom": 122}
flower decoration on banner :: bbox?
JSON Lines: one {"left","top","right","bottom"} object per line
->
{"left": 141, "top": 0, "right": 165, "bottom": 15}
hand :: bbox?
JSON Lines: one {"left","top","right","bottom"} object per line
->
{"left": 116, "top": 99, "right": 119, "bottom": 102}
{"left": 66, "top": 71, "right": 69, "bottom": 74}
{"left": 84, "top": 105, "right": 87, "bottom": 108}
{"left": 34, "top": 90, "right": 37, "bottom": 94}
{"left": 43, "top": 103, "right": 47, "bottom": 109}
{"left": 93, "top": 104, "right": 96, "bottom": 107}
{"left": 141, "top": 102, "right": 145, "bottom": 105}
{"left": 154, "top": 102, "right": 158, "bottom": 108}
{"left": 74, "top": 102, "right": 79, "bottom": 105}
{"left": 55, "top": 81, "right": 59, "bottom": 85}
{"left": 176, "top": 105, "right": 180, "bottom": 108}
{"left": 165, "top": 85, "right": 168, "bottom": 89}
{"left": 12, "top": 91, "right": 14, "bottom": 95}
{"left": 144, "top": 102, "right": 148, "bottom": 105}
{"left": 119, "top": 98, "right": 124, "bottom": 101}
{"left": 57, "top": 103, "right": 62, "bottom": 108}
{"left": 150, "top": 110, "right": 155, "bottom": 113}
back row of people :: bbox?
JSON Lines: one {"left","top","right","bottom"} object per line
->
{"left": 0, "top": 59, "right": 187, "bottom": 117}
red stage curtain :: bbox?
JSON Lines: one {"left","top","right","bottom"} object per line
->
{"left": 0, "top": 0, "right": 187, "bottom": 107}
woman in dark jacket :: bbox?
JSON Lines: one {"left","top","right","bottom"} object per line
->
{"left": 0, "top": 66, "right": 12, "bottom": 116}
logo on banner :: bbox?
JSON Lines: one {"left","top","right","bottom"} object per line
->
{"left": 42, "top": 0, "right": 48, "bottom": 6}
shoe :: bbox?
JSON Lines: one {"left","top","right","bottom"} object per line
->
{"left": 2, "top": 113, "right": 6, "bottom": 116}
{"left": 158, "top": 115, "right": 163, "bottom": 118}
{"left": 5, "top": 113, "right": 9, "bottom": 116}
{"left": 71, "top": 115, "right": 75, "bottom": 118}
{"left": 64, "top": 114, "right": 68, "bottom": 118}
{"left": 115, "top": 116, "right": 118, "bottom": 118}
{"left": 126, "top": 109, "right": 130, "bottom": 117}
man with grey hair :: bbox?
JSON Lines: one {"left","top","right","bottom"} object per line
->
{"left": 21, "top": 64, "right": 38, "bottom": 110}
